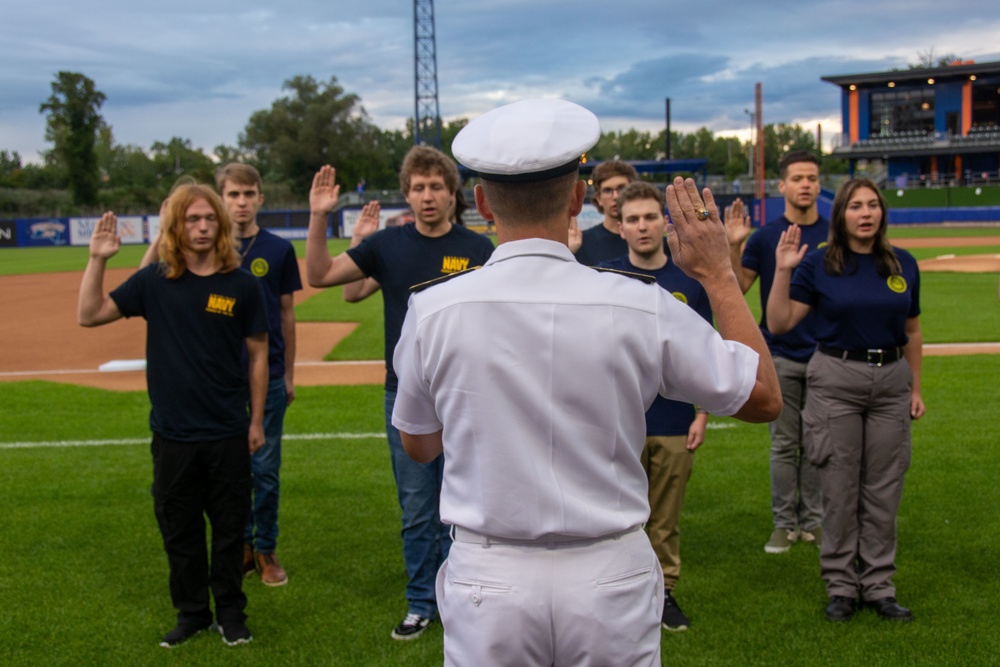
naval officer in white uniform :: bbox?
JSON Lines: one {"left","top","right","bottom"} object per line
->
{"left": 391, "top": 98, "right": 782, "bottom": 667}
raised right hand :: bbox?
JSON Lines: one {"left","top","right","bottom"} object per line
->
{"left": 310, "top": 165, "right": 341, "bottom": 215}
{"left": 352, "top": 201, "right": 381, "bottom": 242}
{"left": 90, "top": 212, "right": 121, "bottom": 260}
{"left": 663, "top": 177, "right": 731, "bottom": 283}
{"left": 567, "top": 216, "right": 582, "bottom": 253}
{"left": 724, "top": 198, "right": 752, "bottom": 247}
{"left": 775, "top": 224, "right": 808, "bottom": 271}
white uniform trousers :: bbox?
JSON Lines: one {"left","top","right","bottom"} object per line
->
{"left": 437, "top": 526, "right": 663, "bottom": 667}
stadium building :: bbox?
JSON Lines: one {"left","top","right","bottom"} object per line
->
{"left": 823, "top": 59, "right": 1000, "bottom": 187}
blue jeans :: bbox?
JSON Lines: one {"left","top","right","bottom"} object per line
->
{"left": 385, "top": 390, "right": 451, "bottom": 618}
{"left": 245, "top": 377, "right": 287, "bottom": 553}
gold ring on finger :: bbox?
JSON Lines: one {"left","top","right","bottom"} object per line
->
{"left": 694, "top": 208, "right": 709, "bottom": 221}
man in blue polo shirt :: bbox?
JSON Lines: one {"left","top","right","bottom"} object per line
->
{"left": 725, "top": 150, "right": 828, "bottom": 554}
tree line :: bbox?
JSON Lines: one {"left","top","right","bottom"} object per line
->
{"left": 1, "top": 71, "right": 845, "bottom": 217}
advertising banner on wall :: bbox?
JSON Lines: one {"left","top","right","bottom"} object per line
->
{"left": 20, "top": 218, "right": 69, "bottom": 246}
{"left": 339, "top": 206, "right": 411, "bottom": 238}
{"left": 0, "top": 221, "right": 16, "bottom": 247}
{"left": 70, "top": 216, "right": 145, "bottom": 247}
{"left": 147, "top": 216, "right": 160, "bottom": 244}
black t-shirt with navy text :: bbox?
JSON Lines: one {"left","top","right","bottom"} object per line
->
{"left": 110, "top": 264, "right": 268, "bottom": 442}
{"left": 347, "top": 223, "right": 494, "bottom": 391}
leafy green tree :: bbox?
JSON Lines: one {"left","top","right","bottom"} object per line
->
{"left": 38, "top": 71, "right": 107, "bottom": 206}
{"left": 760, "top": 123, "right": 817, "bottom": 177}
{"left": 213, "top": 144, "right": 253, "bottom": 168}
{"left": 94, "top": 128, "right": 161, "bottom": 210}
{"left": 590, "top": 129, "right": 663, "bottom": 161}
{"left": 239, "top": 75, "right": 382, "bottom": 195}
{"left": 440, "top": 118, "right": 469, "bottom": 160}
{"left": 149, "top": 137, "right": 216, "bottom": 185}
{"left": 0, "top": 150, "right": 23, "bottom": 188}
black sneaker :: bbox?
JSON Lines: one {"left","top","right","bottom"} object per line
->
{"left": 159, "top": 619, "right": 211, "bottom": 648}
{"left": 662, "top": 590, "right": 690, "bottom": 631}
{"left": 391, "top": 613, "right": 432, "bottom": 640}
{"left": 215, "top": 621, "right": 253, "bottom": 646}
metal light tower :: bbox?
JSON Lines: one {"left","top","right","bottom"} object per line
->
{"left": 414, "top": 0, "right": 441, "bottom": 148}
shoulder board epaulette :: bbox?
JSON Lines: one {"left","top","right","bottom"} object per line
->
{"left": 591, "top": 266, "right": 657, "bottom": 284}
{"left": 410, "top": 266, "right": 482, "bottom": 293}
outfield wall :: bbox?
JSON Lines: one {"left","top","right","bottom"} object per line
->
{"left": 3, "top": 199, "right": 999, "bottom": 248}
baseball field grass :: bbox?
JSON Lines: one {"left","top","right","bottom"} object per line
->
{"left": 1, "top": 230, "right": 999, "bottom": 666}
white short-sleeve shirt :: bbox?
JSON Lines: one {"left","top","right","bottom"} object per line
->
{"left": 392, "top": 238, "right": 758, "bottom": 540}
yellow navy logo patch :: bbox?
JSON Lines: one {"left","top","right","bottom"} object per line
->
{"left": 887, "top": 275, "right": 907, "bottom": 293}
{"left": 672, "top": 291, "right": 689, "bottom": 304}
{"left": 441, "top": 256, "right": 471, "bottom": 274}
{"left": 250, "top": 258, "right": 269, "bottom": 277}
{"left": 818, "top": 241, "right": 828, "bottom": 249}
{"left": 206, "top": 294, "right": 236, "bottom": 316}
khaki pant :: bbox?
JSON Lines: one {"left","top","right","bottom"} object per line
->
{"left": 803, "top": 352, "right": 913, "bottom": 601}
{"left": 641, "top": 435, "right": 693, "bottom": 589}
{"left": 769, "top": 356, "right": 824, "bottom": 531}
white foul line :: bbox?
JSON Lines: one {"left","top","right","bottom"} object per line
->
{"left": 0, "top": 432, "right": 386, "bottom": 450}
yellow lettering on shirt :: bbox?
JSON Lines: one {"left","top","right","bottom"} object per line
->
{"left": 206, "top": 294, "right": 237, "bottom": 316}
{"left": 441, "top": 256, "right": 470, "bottom": 274}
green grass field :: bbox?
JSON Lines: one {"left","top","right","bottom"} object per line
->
{"left": 1, "top": 236, "right": 999, "bottom": 666}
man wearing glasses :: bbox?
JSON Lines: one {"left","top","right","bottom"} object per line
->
{"left": 572, "top": 159, "right": 637, "bottom": 266}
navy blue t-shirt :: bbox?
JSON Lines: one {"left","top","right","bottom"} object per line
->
{"left": 600, "top": 252, "right": 713, "bottom": 436}
{"left": 239, "top": 228, "right": 302, "bottom": 380}
{"left": 575, "top": 223, "right": 628, "bottom": 267}
{"left": 742, "top": 215, "right": 829, "bottom": 362}
{"left": 110, "top": 264, "right": 268, "bottom": 442}
{"left": 347, "top": 222, "right": 495, "bottom": 391}
{"left": 789, "top": 247, "right": 921, "bottom": 350}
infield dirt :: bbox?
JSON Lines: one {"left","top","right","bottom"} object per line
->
{"left": 2, "top": 244, "right": 997, "bottom": 392}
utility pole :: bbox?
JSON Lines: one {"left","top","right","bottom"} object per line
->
{"left": 664, "top": 98, "right": 671, "bottom": 160}
{"left": 754, "top": 82, "right": 765, "bottom": 224}
{"left": 414, "top": 0, "right": 441, "bottom": 148}
{"left": 744, "top": 108, "right": 754, "bottom": 178}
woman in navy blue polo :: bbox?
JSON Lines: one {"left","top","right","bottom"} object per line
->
{"left": 767, "top": 178, "right": 924, "bottom": 624}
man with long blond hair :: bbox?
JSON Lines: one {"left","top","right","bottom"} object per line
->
{"left": 78, "top": 184, "right": 269, "bottom": 649}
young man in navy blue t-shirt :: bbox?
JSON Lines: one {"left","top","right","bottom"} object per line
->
{"left": 305, "top": 146, "right": 494, "bottom": 640}
{"left": 217, "top": 163, "right": 302, "bottom": 587}
{"left": 725, "top": 151, "right": 828, "bottom": 555}
{"left": 570, "top": 159, "right": 637, "bottom": 266}
{"left": 600, "top": 181, "right": 711, "bottom": 632}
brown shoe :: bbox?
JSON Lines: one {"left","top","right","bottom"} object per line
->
{"left": 242, "top": 543, "right": 256, "bottom": 578}
{"left": 255, "top": 551, "right": 288, "bottom": 587}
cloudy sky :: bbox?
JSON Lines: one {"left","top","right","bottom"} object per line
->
{"left": 3, "top": 1, "right": 1000, "bottom": 164}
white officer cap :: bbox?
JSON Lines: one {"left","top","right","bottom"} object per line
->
{"left": 453, "top": 98, "right": 601, "bottom": 182}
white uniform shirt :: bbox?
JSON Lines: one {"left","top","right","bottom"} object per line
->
{"left": 392, "top": 238, "right": 758, "bottom": 540}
